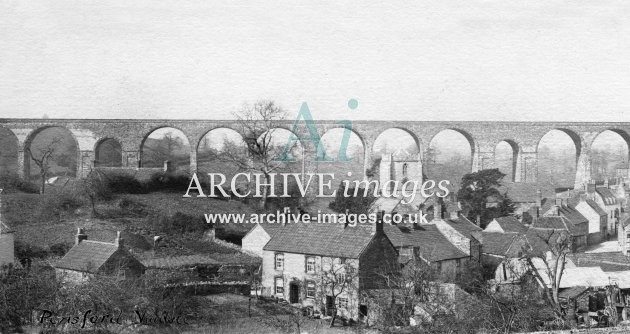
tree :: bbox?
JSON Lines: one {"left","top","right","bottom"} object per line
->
{"left": 522, "top": 229, "right": 572, "bottom": 321}
{"left": 328, "top": 183, "right": 376, "bottom": 215}
{"left": 26, "top": 136, "right": 63, "bottom": 194}
{"left": 224, "top": 100, "right": 290, "bottom": 209}
{"left": 78, "top": 168, "right": 112, "bottom": 216}
{"left": 457, "top": 168, "right": 515, "bottom": 227}
{"left": 318, "top": 257, "right": 360, "bottom": 327}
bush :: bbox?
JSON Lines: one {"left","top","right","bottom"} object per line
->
{"left": 0, "top": 173, "right": 39, "bottom": 194}
{"left": 148, "top": 211, "right": 206, "bottom": 235}
{"left": 145, "top": 172, "right": 191, "bottom": 193}
{"left": 118, "top": 196, "right": 147, "bottom": 216}
{"left": 49, "top": 242, "right": 72, "bottom": 257}
{"left": 103, "top": 172, "right": 146, "bottom": 194}
{"left": 35, "top": 191, "right": 84, "bottom": 222}
{"left": 14, "top": 241, "right": 49, "bottom": 260}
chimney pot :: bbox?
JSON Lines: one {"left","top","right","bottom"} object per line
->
{"left": 115, "top": 231, "right": 124, "bottom": 249}
{"left": 75, "top": 228, "right": 88, "bottom": 245}
{"left": 433, "top": 201, "right": 443, "bottom": 221}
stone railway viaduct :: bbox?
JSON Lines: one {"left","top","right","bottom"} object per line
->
{"left": 1, "top": 118, "right": 629, "bottom": 190}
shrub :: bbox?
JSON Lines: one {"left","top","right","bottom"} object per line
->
{"left": 49, "top": 242, "right": 72, "bottom": 257}
{"left": 118, "top": 196, "right": 147, "bottom": 216}
{"left": 35, "top": 191, "right": 84, "bottom": 222}
{"left": 145, "top": 172, "right": 191, "bottom": 193}
{"left": 148, "top": 211, "right": 206, "bottom": 235}
{"left": 0, "top": 173, "right": 39, "bottom": 194}
{"left": 14, "top": 241, "right": 48, "bottom": 260}
{"left": 103, "top": 172, "right": 146, "bottom": 194}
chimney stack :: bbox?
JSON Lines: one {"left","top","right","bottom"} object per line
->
{"left": 372, "top": 210, "right": 384, "bottom": 235}
{"left": 433, "top": 200, "right": 443, "bottom": 221}
{"left": 115, "top": 231, "right": 124, "bottom": 249}
{"left": 555, "top": 197, "right": 562, "bottom": 207}
{"left": 449, "top": 209, "right": 459, "bottom": 220}
{"left": 75, "top": 228, "right": 87, "bottom": 245}
{"left": 536, "top": 189, "right": 542, "bottom": 208}
{"left": 604, "top": 177, "right": 609, "bottom": 188}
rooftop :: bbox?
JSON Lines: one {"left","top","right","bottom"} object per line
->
{"left": 263, "top": 221, "right": 377, "bottom": 259}
{"left": 56, "top": 240, "right": 121, "bottom": 273}
{"left": 490, "top": 216, "right": 527, "bottom": 233}
{"left": 384, "top": 223, "right": 468, "bottom": 262}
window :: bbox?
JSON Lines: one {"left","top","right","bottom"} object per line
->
{"left": 275, "top": 253, "right": 284, "bottom": 270}
{"left": 337, "top": 297, "right": 349, "bottom": 309}
{"left": 455, "top": 259, "right": 461, "bottom": 268}
{"left": 435, "top": 261, "right": 442, "bottom": 272}
{"left": 306, "top": 281, "right": 316, "bottom": 298}
{"left": 337, "top": 272, "right": 347, "bottom": 283}
{"left": 402, "top": 163, "right": 408, "bottom": 177}
{"left": 275, "top": 277, "right": 284, "bottom": 294}
{"left": 306, "top": 257, "right": 316, "bottom": 273}
{"left": 400, "top": 247, "right": 413, "bottom": 258}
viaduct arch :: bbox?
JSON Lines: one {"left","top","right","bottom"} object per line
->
{"left": 1, "top": 118, "right": 629, "bottom": 190}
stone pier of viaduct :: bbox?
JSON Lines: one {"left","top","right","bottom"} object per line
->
{"left": 1, "top": 118, "right": 629, "bottom": 190}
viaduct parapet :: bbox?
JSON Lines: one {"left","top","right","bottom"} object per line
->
{"left": 2, "top": 118, "right": 629, "bottom": 190}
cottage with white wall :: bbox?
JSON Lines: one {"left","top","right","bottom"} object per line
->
{"left": 56, "top": 228, "right": 145, "bottom": 284}
{"left": 261, "top": 214, "right": 398, "bottom": 323}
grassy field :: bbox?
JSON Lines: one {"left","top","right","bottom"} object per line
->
{"left": 2, "top": 189, "right": 263, "bottom": 267}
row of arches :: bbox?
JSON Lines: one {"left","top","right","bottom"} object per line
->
{"left": 0, "top": 126, "right": 628, "bottom": 190}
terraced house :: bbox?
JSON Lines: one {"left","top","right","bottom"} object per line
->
{"left": 260, "top": 215, "right": 398, "bottom": 322}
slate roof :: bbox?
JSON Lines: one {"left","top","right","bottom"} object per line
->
{"left": 558, "top": 286, "right": 589, "bottom": 300}
{"left": 480, "top": 232, "right": 521, "bottom": 256}
{"left": 524, "top": 228, "right": 566, "bottom": 253}
{"left": 569, "top": 197, "right": 608, "bottom": 217}
{"left": 443, "top": 216, "right": 482, "bottom": 238}
{"left": 538, "top": 267, "right": 610, "bottom": 288}
{"left": 621, "top": 213, "right": 630, "bottom": 228}
{"left": 56, "top": 240, "right": 123, "bottom": 273}
{"left": 491, "top": 216, "right": 527, "bottom": 233}
{"left": 531, "top": 216, "right": 587, "bottom": 236}
{"left": 558, "top": 205, "right": 589, "bottom": 227}
{"left": 383, "top": 223, "right": 468, "bottom": 262}
{"left": 595, "top": 187, "right": 618, "bottom": 206}
{"left": 569, "top": 252, "right": 630, "bottom": 272}
{"left": 255, "top": 221, "right": 290, "bottom": 237}
{"left": 263, "top": 222, "right": 376, "bottom": 258}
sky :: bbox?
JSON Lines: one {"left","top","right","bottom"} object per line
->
{"left": 1, "top": 1, "right": 630, "bottom": 121}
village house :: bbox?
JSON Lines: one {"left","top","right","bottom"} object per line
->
{"left": 431, "top": 203, "right": 483, "bottom": 261}
{"left": 484, "top": 216, "right": 527, "bottom": 234}
{"left": 384, "top": 221, "right": 470, "bottom": 281}
{"left": 570, "top": 195, "right": 608, "bottom": 245}
{"left": 478, "top": 232, "right": 530, "bottom": 284}
{"left": 261, "top": 213, "right": 399, "bottom": 323}
{"left": 528, "top": 200, "right": 589, "bottom": 251}
{"left": 619, "top": 214, "right": 630, "bottom": 256}
{"left": 609, "top": 177, "right": 629, "bottom": 210}
{"left": 242, "top": 221, "right": 287, "bottom": 257}
{"left": 56, "top": 228, "right": 145, "bottom": 284}
{"left": 587, "top": 182, "right": 621, "bottom": 237}
{"left": 0, "top": 189, "right": 14, "bottom": 269}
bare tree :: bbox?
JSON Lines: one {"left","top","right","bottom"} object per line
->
{"left": 318, "top": 257, "right": 360, "bottom": 327}
{"left": 224, "top": 100, "right": 291, "bottom": 209}
{"left": 26, "top": 136, "right": 63, "bottom": 194}
{"left": 522, "top": 229, "right": 572, "bottom": 320}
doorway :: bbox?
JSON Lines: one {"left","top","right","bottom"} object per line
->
{"left": 290, "top": 283, "right": 299, "bottom": 303}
